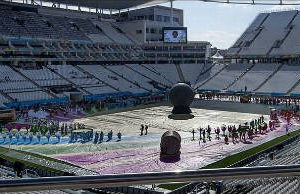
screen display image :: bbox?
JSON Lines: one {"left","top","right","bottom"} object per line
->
{"left": 163, "top": 28, "right": 187, "bottom": 43}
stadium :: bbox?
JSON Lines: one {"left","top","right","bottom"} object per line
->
{"left": 0, "top": 0, "right": 300, "bottom": 193}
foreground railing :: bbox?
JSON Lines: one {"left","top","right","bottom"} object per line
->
{"left": 1, "top": 165, "right": 300, "bottom": 192}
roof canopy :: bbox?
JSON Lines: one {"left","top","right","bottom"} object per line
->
{"left": 43, "top": 0, "right": 300, "bottom": 10}
{"left": 49, "top": 0, "right": 166, "bottom": 10}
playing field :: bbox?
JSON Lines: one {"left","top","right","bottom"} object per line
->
{"left": 15, "top": 100, "right": 299, "bottom": 175}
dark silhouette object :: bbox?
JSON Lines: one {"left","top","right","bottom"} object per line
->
{"left": 13, "top": 161, "right": 24, "bottom": 178}
{"left": 160, "top": 131, "right": 181, "bottom": 162}
{"left": 169, "top": 83, "right": 194, "bottom": 114}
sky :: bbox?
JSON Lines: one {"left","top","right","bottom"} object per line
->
{"left": 160, "top": 1, "right": 300, "bottom": 49}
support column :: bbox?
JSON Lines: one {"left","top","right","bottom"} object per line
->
{"left": 170, "top": 0, "right": 173, "bottom": 26}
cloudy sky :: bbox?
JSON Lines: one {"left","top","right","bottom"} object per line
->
{"left": 160, "top": 1, "right": 300, "bottom": 49}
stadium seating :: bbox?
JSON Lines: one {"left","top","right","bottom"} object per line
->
{"left": 48, "top": 65, "right": 100, "bottom": 87}
{"left": 194, "top": 63, "right": 226, "bottom": 90}
{"left": 256, "top": 65, "right": 300, "bottom": 94}
{"left": 106, "top": 65, "right": 158, "bottom": 92}
{"left": 125, "top": 64, "right": 173, "bottom": 87}
{"left": 79, "top": 65, "right": 146, "bottom": 94}
{"left": 198, "top": 63, "right": 253, "bottom": 91}
{"left": 92, "top": 21, "right": 133, "bottom": 44}
{"left": 227, "top": 10, "right": 300, "bottom": 58}
{"left": 180, "top": 63, "right": 208, "bottom": 86}
{"left": 239, "top": 11, "right": 297, "bottom": 56}
{"left": 227, "top": 13, "right": 270, "bottom": 56}
{"left": 229, "top": 63, "right": 280, "bottom": 92}
{"left": 147, "top": 63, "right": 180, "bottom": 84}
{"left": 218, "top": 139, "right": 300, "bottom": 194}
{"left": 9, "top": 91, "right": 53, "bottom": 102}
{"left": 0, "top": 94, "right": 9, "bottom": 107}
{"left": 19, "top": 67, "right": 69, "bottom": 87}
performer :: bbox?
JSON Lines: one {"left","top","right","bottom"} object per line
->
{"left": 145, "top": 125, "right": 148, "bottom": 135}
{"left": 108, "top": 130, "right": 113, "bottom": 141}
{"left": 221, "top": 125, "right": 226, "bottom": 136}
{"left": 2, "top": 133, "right": 6, "bottom": 143}
{"left": 46, "top": 131, "right": 51, "bottom": 143}
{"left": 207, "top": 126, "right": 211, "bottom": 141}
{"left": 22, "top": 133, "right": 26, "bottom": 143}
{"left": 224, "top": 135, "right": 229, "bottom": 145}
{"left": 94, "top": 132, "right": 99, "bottom": 144}
{"left": 117, "top": 131, "right": 122, "bottom": 141}
{"left": 99, "top": 131, "right": 104, "bottom": 143}
{"left": 140, "top": 124, "right": 144, "bottom": 136}
{"left": 8, "top": 132, "right": 12, "bottom": 143}
{"left": 215, "top": 127, "right": 220, "bottom": 140}
{"left": 15, "top": 132, "right": 20, "bottom": 143}
{"left": 37, "top": 131, "right": 41, "bottom": 143}
{"left": 191, "top": 129, "right": 196, "bottom": 141}
{"left": 56, "top": 131, "right": 61, "bottom": 143}
{"left": 199, "top": 127, "right": 202, "bottom": 140}
{"left": 29, "top": 132, "right": 33, "bottom": 143}
{"left": 202, "top": 129, "right": 206, "bottom": 143}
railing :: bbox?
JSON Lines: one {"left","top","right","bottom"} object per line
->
{"left": 1, "top": 165, "right": 300, "bottom": 192}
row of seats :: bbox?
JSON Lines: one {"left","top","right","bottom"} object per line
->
{"left": 228, "top": 10, "right": 300, "bottom": 57}
{"left": 220, "top": 138, "right": 300, "bottom": 194}
{"left": 0, "top": 8, "right": 132, "bottom": 44}
{"left": 0, "top": 38, "right": 143, "bottom": 62}
{"left": 196, "top": 63, "right": 300, "bottom": 94}
{"left": 3, "top": 62, "right": 300, "bottom": 107}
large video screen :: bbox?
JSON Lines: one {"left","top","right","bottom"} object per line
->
{"left": 163, "top": 27, "right": 187, "bottom": 43}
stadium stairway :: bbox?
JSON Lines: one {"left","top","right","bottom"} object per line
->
{"left": 92, "top": 21, "right": 133, "bottom": 44}
{"left": 124, "top": 64, "right": 171, "bottom": 89}
{"left": 195, "top": 63, "right": 228, "bottom": 90}
{"left": 242, "top": 13, "right": 270, "bottom": 54}
{"left": 0, "top": 89, "right": 14, "bottom": 102}
{"left": 237, "top": 13, "right": 270, "bottom": 56}
{"left": 73, "top": 65, "right": 120, "bottom": 92}
{"left": 194, "top": 63, "right": 216, "bottom": 86}
{"left": 253, "top": 63, "right": 284, "bottom": 92}
{"left": 140, "top": 64, "right": 174, "bottom": 85}
{"left": 286, "top": 77, "right": 300, "bottom": 95}
{"left": 103, "top": 65, "right": 151, "bottom": 92}
{"left": 44, "top": 65, "right": 93, "bottom": 95}
{"left": 174, "top": 63, "right": 185, "bottom": 82}
{"left": 9, "top": 66, "right": 58, "bottom": 98}
{"left": 112, "top": 24, "right": 138, "bottom": 44}
{"left": 223, "top": 63, "right": 256, "bottom": 90}
{"left": 267, "top": 11, "right": 299, "bottom": 56}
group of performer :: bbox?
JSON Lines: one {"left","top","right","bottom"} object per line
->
{"left": 191, "top": 115, "right": 269, "bottom": 145}
{"left": 198, "top": 92, "right": 300, "bottom": 109}
{"left": 140, "top": 124, "right": 149, "bottom": 136}
{"left": 93, "top": 130, "right": 122, "bottom": 143}
{"left": 1, "top": 130, "right": 62, "bottom": 144}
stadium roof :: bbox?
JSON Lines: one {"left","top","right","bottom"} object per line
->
{"left": 46, "top": 0, "right": 300, "bottom": 10}
{"left": 49, "top": 0, "right": 165, "bottom": 10}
